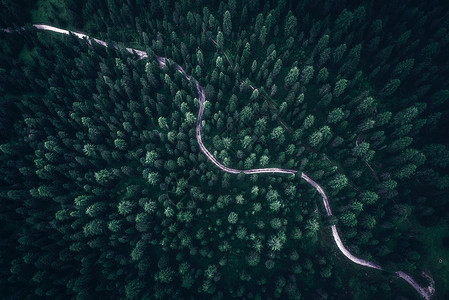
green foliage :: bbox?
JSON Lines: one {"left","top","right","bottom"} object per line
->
{"left": 380, "top": 79, "right": 401, "bottom": 96}
{"left": 333, "top": 78, "right": 348, "bottom": 97}
{"left": 335, "top": 9, "right": 354, "bottom": 31}
{"left": 259, "top": 25, "right": 267, "bottom": 45}
{"left": 223, "top": 10, "right": 232, "bottom": 36}
{"left": 83, "top": 219, "right": 104, "bottom": 236}
{"left": 250, "top": 88, "right": 259, "bottom": 100}
{"left": 284, "top": 13, "right": 297, "bottom": 37}
{"left": 158, "top": 117, "right": 167, "bottom": 129}
{"left": 94, "top": 169, "right": 115, "bottom": 186}
{"left": 147, "top": 172, "right": 159, "bottom": 185}
{"left": 246, "top": 251, "right": 260, "bottom": 266}
{"left": 272, "top": 59, "right": 282, "bottom": 78}
{"left": 317, "top": 67, "right": 329, "bottom": 83}
{"left": 300, "top": 66, "right": 314, "bottom": 85}
{"left": 328, "top": 108, "right": 344, "bottom": 124}
{"left": 352, "top": 142, "right": 371, "bottom": 159}
{"left": 303, "top": 114, "right": 315, "bottom": 130}
{"left": 270, "top": 126, "right": 285, "bottom": 144}
{"left": 270, "top": 218, "right": 282, "bottom": 229}
{"left": 228, "top": 211, "right": 238, "bottom": 224}
{"left": 329, "top": 174, "right": 348, "bottom": 191}
{"left": 216, "top": 31, "right": 224, "bottom": 49}
{"left": 1, "top": 2, "right": 447, "bottom": 299}
{"left": 260, "top": 155, "right": 269, "bottom": 166}
{"left": 114, "top": 138, "right": 127, "bottom": 150}
{"left": 309, "top": 130, "right": 323, "bottom": 148}
{"left": 333, "top": 44, "right": 347, "bottom": 63}
{"left": 340, "top": 212, "right": 357, "bottom": 227}
{"left": 359, "top": 191, "right": 378, "bottom": 205}
{"left": 424, "top": 144, "right": 449, "bottom": 168}
{"left": 125, "top": 279, "right": 143, "bottom": 299}
{"left": 284, "top": 66, "right": 299, "bottom": 87}
{"left": 83, "top": 144, "right": 96, "bottom": 156}
{"left": 268, "top": 232, "right": 286, "bottom": 251}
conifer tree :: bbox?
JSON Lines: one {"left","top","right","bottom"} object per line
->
{"left": 223, "top": 10, "right": 232, "bottom": 36}
{"left": 285, "top": 66, "right": 299, "bottom": 87}
{"left": 333, "top": 78, "right": 348, "bottom": 97}
{"left": 216, "top": 31, "right": 224, "bottom": 50}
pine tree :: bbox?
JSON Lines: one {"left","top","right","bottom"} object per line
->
{"left": 259, "top": 25, "right": 267, "bottom": 45}
{"left": 216, "top": 31, "right": 224, "bottom": 50}
{"left": 300, "top": 66, "right": 314, "bottom": 85}
{"left": 380, "top": 79, "right": 401, "bottom": 97}
{"left": 333, "top": 78, "right": 348, "bottom": 97}
{"left": 284, "top": 66, "right": 299, "bottom": 87}
{"left": 223, "top": 10, "right": 232, "bottom": 36}
{"left": 272, "top": 59, "right": 282, "bottom": 78}
{"left": 333, "top": 44, "right": 347, "bottom": 64}
{"left": 329, "top": 174, "right": 348, "bottom": 192}
{"left": 284, "top": 13, "right": 297, "bottom": 37}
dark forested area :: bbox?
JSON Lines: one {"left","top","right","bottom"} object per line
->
{"left": 1, "top": 0, "right": 448, "bottom": 299}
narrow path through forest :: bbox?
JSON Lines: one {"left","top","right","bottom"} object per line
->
{"left": 2, "top": 24, "right": 436, "bottom": 300}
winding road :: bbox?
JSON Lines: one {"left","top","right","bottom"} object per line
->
{"left": 3, "top": 24, "right": 435, "bottom": 300}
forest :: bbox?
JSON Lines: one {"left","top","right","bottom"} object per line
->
{"left": 1, "top": 0, "right": 449, "bottom": 299}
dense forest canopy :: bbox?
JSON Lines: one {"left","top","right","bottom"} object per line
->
{"left": 1, "top": 0, "right": 448, "bottom": 299}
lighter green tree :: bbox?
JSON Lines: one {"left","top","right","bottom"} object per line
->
{"left": 303, "top": 114, "right": 315, "bottom": 129}
{"left": 216, "top": 31, "right": 224, "bottom": 49}
{"left": 260, "top": 155, "right": 269, "bottom": 166}
{"left": 271, "top": 126, "right": 285, "bottom": 144}
{"left": 250, "top": 89, "right": 259, "bottom": 100}
{"left": 268, "top": 232, "right": 286, "bottom": 252}
{"left": 284, "top": 14, "right": 297, "bottom": 37}
{"left": 305, "top": 218, "right": 319, "bottom": 237}
{"left": 329, "top": 174, "right": 348, "bottom": 192}
{"left": 328, "top": 108, "right": 344, "bottom": 123}
{"left": 309, "top": 131, "right": 323, "bottom": 148}
{"left": 300, "top": 66, "right": 314, "bottom": 85}
{"left": 228, "top": 212, "right": 238, "bottom": 224}
{"left": 145, "top": 150, "right": 159, "bottom": 165}
{"left": 147, "top": 172, "right": 159, "bottom": 186}
{"left": 317, "top": 67, "right": 329, "bottom": 83}
{"left": 334, "top": 79, "right": 348, "bottom": 97}
{"left": 285, "top": 66, "right": 299, "bottom": 87}
{"left": 223, "top": 10, "right": 232, "bottom": 36}
{"left": 158, "top": 117, "right": 167, "bottom": 129}
{"left": 259, "top": 25, "right": 267, "bottom": 45}
{"left": 83, "top": 144, "right": 96, "bottom": 157}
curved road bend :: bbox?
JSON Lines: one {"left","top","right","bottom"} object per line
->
{"left": 4, "top": 24, "right": 435, "bottom": 300}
